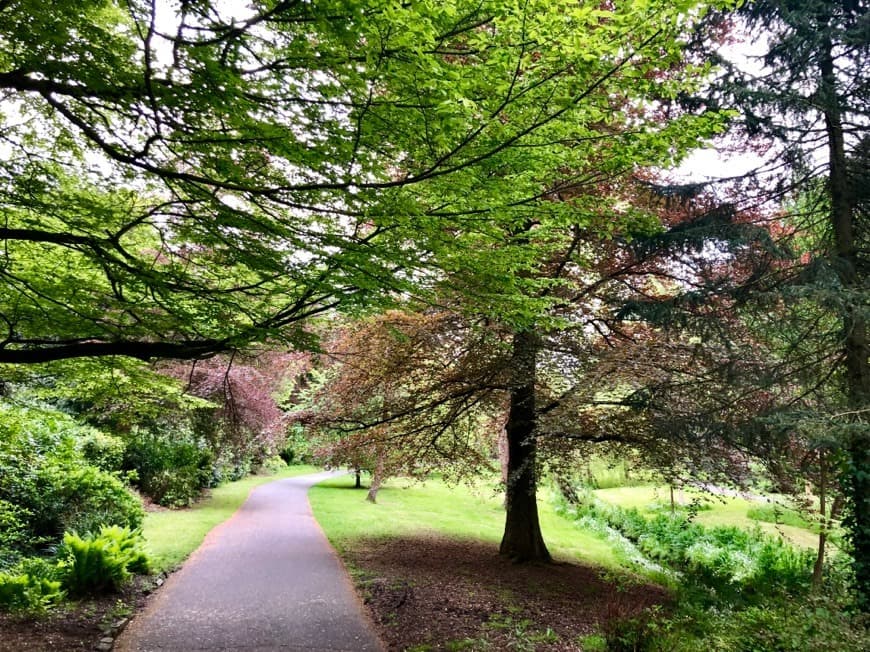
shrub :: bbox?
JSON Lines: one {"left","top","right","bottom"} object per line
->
{"left": 123, "top": 432, "right": 213, "bottom": 507}
{"left": 555, "top": 487, "right": 814, "bottom": 602}
{"left": 77, "top": 431, "right": 126, "bottom": 472}
{"left": 0, "top": 500, "right": 33, "bottom": 569}
{"left": 57, "top": 526, "right": 150, "bottom": 597}
{"left": 0, "top": 401, "right": 144, "bottom": 559}
{"left": 40, "top": 464, "right": 144, "bottom": 535}
{"left": 0, "top": 558, "right": 64, "bottom": 613}
{"left": 279, "top": 425, "right": 312, "bottom": 465}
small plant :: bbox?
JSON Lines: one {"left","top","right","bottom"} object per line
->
{"left": 486, "top": 614, "right": 560, "bottom": 651}
{"left": 578, "top": 632, "right": 608, "bottom": 652}
{"left": 0, "top": 557, "right": 64, "bottom": 613}
{"left": 57, "top": 526, "right": 150, "bottom": 596}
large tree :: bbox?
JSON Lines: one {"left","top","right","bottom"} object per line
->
{"left": 0, "top": 0, "right": 720, "bottom": 364}
{"left": 675, "top": 0, "right": 870, "bottom": 607}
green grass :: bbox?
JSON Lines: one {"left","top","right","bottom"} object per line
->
{"left": 142, "top": 464, "right": 320, "bottom": 572}
{"left": 593, "top": 485, "right": 821, "bottom": 549}
{"left": 309, "top": 475, "right": 623, "bottom": 569}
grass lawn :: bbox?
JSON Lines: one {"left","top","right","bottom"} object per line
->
{"left": 594, "top": 485, "right": 820, "bottom": 549}
{"left": 143, "top": 464, "right": 320, "bottom": 572}
{"left": 309, "top": 474, "right": 623, "bottom": 569}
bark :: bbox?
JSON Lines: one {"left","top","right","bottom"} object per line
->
{"left": 0, "top": 339, "right": 229, "bottom": 363}
{"left": 499, "top": 330, "right": 551, "bottom": 563}
{"left": 366, "top": 453, "right": 385, "bottom": 503}
{"left": 354, "top": 468, "right": 362, "bottom": 489}
{"left": 812, "top": 452, "right": 828, "bottom": 587}
{"left": 821, "top": 39, "right": 870, "bottom": 608}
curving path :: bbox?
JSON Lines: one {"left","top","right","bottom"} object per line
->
{"left": 115, "top": 471, "right": 384, "bottom": 652}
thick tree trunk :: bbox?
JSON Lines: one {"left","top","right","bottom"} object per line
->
{"left": 821, "top": 40, "right": 870, "bottom": 609}
{"left": 499, "top": 330, "right": 551, "bottom": 563}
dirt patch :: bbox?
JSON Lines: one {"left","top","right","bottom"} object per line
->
{"left": 0, "top": 577, "right": 155, "bottom": 651}
{"left": 346, "top": 535, "right": 670, "bottom": 651}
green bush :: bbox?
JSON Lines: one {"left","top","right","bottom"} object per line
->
{"left": 279, "top": 425, "right": 312, "bottom": 465}
{"left": 0, "top": 401, "right": 144, "bottom": 559}
{"left": 0, "top": 500, "right": 33, "bottom": 569}
{"left": 620, "top": 595, "right": 870, "bottom": 652}
{"left": 0, "top": 558, "right": 64, "bottom": 613}
{"left": 57, "top": 526, "right": 150, "bottom": 597}
{"left": 123, "top": 432, "right": 213, "bottom": 507}
{"left": 40, "top": 464, "right": 144, "bottom": 535}
{"left": 77, "top": 431, "right": 126, "bottom": 472}
{"left": 556, "top": 489, "right": 813, "bottom": 602}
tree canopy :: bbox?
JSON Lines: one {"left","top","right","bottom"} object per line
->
{"left": 0, "top": 0, "right": 726, "bottom": 363}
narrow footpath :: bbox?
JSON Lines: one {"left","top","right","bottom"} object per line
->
{"left": 115, "top": 471, "right": 384, "bottom": 652}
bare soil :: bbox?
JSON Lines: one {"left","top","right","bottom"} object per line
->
{"left": 0, "top": 577, "right": 155, "bottom": 651}
{"left": 345, "top": 534, "right": 670, "bottom": 651}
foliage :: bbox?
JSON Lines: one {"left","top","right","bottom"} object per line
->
{"left": 679, "top": 0, "right": 870, "bottom": 607}
{"left": 77, "top": 430, "right": 126, "bottom": 473}
{"left": 278, "top": 425, "right": 313, "bottom": 466}
{"left": 289, "top": 311, "right": 501, "bottom": 499}
{"left": 57, "top": 526, "right": 150, "bottom": 597}
{"left": 123, "top": 429, "right": 213, "bottom": 507}
{"left": 0, "top": 0, "right": 731, "bottom": 365}
{"left": 0, "top": 499, "right": 31, "bottom": 568}
{"left": 38, "top": 464, "right": 144, "bottom": 536}
{"left": 0, "top": 558, "right": 64, "bottom": 613}
{"left": 556, "top": 489, "right": 814, "bottom": 603}
{"left": 602, "top": 593, "right": 870, "bottom": 652}
{"left": 0, "top": 401, "right": 143, "bottom": 560}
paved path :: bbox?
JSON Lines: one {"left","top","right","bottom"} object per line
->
{"left": 116, "top": 471, "right": 384, "bottom": 652}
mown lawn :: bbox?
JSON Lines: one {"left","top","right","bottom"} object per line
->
{"left": 143, "top": 464, "right": 320, "bottom": 572}
{"left": 309, "top": 474, "right": 623, "bottom": 569}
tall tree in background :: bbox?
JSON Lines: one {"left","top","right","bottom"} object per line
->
{"left": 682, "top": 0, "right": 869, "bottom": 606}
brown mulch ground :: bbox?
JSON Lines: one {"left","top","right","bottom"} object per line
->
{"left": 0, "top": 577, "right": 155, "bottom": 651}
{"left": 346, "top": 534, "right": 671, "bottom": 651}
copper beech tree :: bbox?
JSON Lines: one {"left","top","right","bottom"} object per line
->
{"left": 285, "top": 173, "right": 787, "bottom": 562}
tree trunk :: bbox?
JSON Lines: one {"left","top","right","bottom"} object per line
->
{"left": 812, "top": 451, "right": 828, "bottom": 587}
{"left": 499, "top": 330, "right": 551, "bottom": 563}
{"left": 354, "top": 468, "right": 362, "bottom": 489}
{"left": 366, "top": 453, "right": 385, "bottom": 503}
{"left": 821, "top": 39, "right": 870, "bottom": 609}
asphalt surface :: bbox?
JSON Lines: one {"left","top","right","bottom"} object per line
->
{"left": 115, "top": 471, "right": 384, "bottom": 652}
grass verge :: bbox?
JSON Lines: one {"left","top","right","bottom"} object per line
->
{"left": 143, "top": 464, "right": 320, "bottom": 572}
{"left": 309, "top": 474, "right": 622, "bottom": 569}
